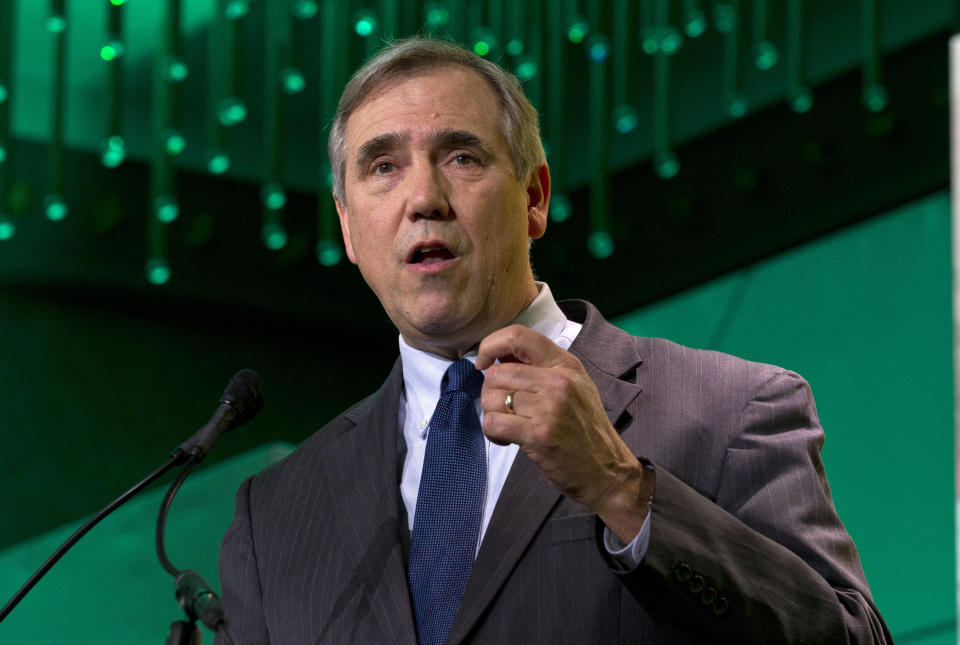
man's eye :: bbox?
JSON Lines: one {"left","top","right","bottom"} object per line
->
{"left": 452, "top": 154, "right": 476, "bottom": 166}
{"left": 373, "top": 162, "right": 395, "bottom": 174}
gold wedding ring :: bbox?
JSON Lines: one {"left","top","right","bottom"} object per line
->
{"left": 505, "top": 391, "right": 517, "bottom": 415}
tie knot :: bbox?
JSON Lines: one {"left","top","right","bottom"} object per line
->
{"left": 442, "top": 358, "right": 484, "bottom": 399}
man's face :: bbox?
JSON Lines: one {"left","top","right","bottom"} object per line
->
{"left": 336, "top": 66, "right": 549, "bottom": 358}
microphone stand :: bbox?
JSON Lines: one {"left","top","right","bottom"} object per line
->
{"left": 156, "top": 369, "right": 264, "bottom": 645}
{"left": 157, "top": 452, "right": 238, "bottom": 645}
{"left": 0, "top": 452, "right": 187, "bottom": 622}
{"left": 0, "top": 369, "right": 263, "bottom": 645}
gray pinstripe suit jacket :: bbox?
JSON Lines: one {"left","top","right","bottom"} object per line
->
{"left": 217, "top": 300, "right": 890, "bottom": 644}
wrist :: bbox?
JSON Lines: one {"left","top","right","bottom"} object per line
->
{"left": 594, "top": 458, "right": 655, "bottom": 545}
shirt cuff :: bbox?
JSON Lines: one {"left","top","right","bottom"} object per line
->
{"left": 602, "top": 513, "right": 651, "bottom": 573}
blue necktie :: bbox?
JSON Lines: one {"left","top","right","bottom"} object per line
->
{"left": 408, "top": 358, "right": 486, "bottom": 645}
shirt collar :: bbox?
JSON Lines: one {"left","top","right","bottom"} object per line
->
{"left": 399, "top": 282, "right": 567, "bottom": 437}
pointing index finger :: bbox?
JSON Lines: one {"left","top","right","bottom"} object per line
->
{"left": 475, "top": 325, "right": 569, "bottom": 371}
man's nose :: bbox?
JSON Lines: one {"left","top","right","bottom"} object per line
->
{"left": 404, "top": 161, "right": 450, "bottom": 221}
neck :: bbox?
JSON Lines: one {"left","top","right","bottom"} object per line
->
{"left": 402, "top": 284, "right": 540, "bottom": 360}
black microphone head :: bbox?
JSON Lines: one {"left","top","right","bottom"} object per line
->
{"left": 221, "top": 369, "right": 265, "bottom": 429}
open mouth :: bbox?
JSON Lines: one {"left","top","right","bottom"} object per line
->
{"left": 408, "top": 243, "right": 456, "bottom": 265}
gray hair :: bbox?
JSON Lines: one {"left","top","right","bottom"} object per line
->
{"left": 328, "top": 37, "right": 546, "bottom": 205}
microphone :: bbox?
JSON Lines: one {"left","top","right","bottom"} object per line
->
{"left": 176, "top": 369, "right": 265, "bottom": 462}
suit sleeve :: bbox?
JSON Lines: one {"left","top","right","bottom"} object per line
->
{"left": 614, "top": 369, "right": 891, "bottom": 644}
{"left": 216, "top": 475, "right": 271, "bottom": 645}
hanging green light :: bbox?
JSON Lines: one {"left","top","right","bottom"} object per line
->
{"left": 261, "top": 182, "right": 287, "bottom": 211}
{"left": 683, "top": 0, "right": 707, "bottom": 38}
{"left": 100, "top": 135, "right": 126, "bottom": 167}
{"left": 718, "top": 0, "right": 747, "bottom": 119}
{"left": 46, "top": 0, "right": 68, "bottom": 222}
{"left": 44, "top": 14, "right": 67, "bottom": 34}
{"left": 586, "top": 16, "right": 612, "bottom": 259}
{"left": 100, "top": 0, "right": 126, "bottom": 169}
{"left": 291, "top": 0, "right": 319, "bottom": 20}
{"left": 354, "top": 9, "right": 377, "bottom": 37}
{"left": 550, "top": 194, "right": 572, "bottom": 223}
{"left": 217, "top": 97, "right": 247, "bottom": 126}
{"left": 566, "top": 15, "right": 589, "bottom": 44}
{"left": 0, "top": 214, "right": 14, "bottom": 241}
{"left": 471, "top": 27, "right": 497, "bottom": 57}
{"left": 612, "top": 106, "right": 638, "bottom": 133}
{"left": 587, "top": 34, "right": 610, "bottom": 62}
{"left": 423, "top": 2, "right": 450, "bottom": 28}
{"left": 860, "top": 0, "right": 887, "bottom": 112}
{"left": 148, "top": 0, "right": 182, "bottom": 284}
{"left": 225, "top": 0, "right": 249, "bottom": 20}
{"left": 261, "top": 222, "right": 288, "bottom": 251}
{"left": 0, "top": 0, "right": 11, "bottom": 237}
{"left": 280, "top": 67, "right": 306, "bottom": 94}
{"left": 786, "top": 0, "right": 812, "bottom": 113}
{"left": 164, "top": 130, "right": 186, "bottom": 156}
{"left": 163, "top": 56, "right": 189, "bottom": 82}
{"left": 752, "top": 0, "right": 778, "bottom": 70}
{"left": 153, "top": 195, "right": 179, "bottom": 223}
{"left": 206, "top": 150, "right": 230, "bottom": 174}
{"left": 145, "top": 258, "right": 171, "bottom": 285}
{"left": 587, "top": 230, "right": 614, "bottom": 259}
{"left": 99, "top": 40, "right": 125, "bottom": 62}
{"left": 315, "top": 239, "right": 342, "bottom": 266}
{"left": 514, "top": 56, "right": 538, "bottom": 81}
{"left": 43, "top": 194, "right": 68, "bottom": 221}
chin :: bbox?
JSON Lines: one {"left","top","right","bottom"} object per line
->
{"left": 401, "top": 306, "right": 483, "bottom": 347}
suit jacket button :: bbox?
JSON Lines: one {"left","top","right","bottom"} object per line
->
{"left": 701, "top": 587, "right": 716, "bottom": 605}
{"left": 689, "top": 574, "right": 705, "bottom": 594}
{"left": 673, "top": 563, "right": 692, "bottom": 583}
{"left": 713, "top": 597, "right": 728, "bottom": 615}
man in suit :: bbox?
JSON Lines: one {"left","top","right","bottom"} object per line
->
{"left": 217, "top": 38, "right": 890, "bottom": 644}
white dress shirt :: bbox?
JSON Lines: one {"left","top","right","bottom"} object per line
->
{"left": 398, "top": 283, "right": 649, "bottom": 567}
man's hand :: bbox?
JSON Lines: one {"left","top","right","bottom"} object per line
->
{"left": 476, "top": 325, "right": 653, "bottom": 544}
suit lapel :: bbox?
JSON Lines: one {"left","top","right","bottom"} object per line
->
{"left": 448, "top": 300, "right": 644, "bottom": 643}
{"left": 319, "top": 359, "right": 418, "bottom": 644}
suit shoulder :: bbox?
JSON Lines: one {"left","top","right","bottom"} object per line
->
{"left": 630, "top": 335, "right": 816, "bottom": 429}
{"left": 249, "top": 389, "right": 380, "bottom": 493}
{"left": 634, "top": 335, "right": 795, "bottom": 386}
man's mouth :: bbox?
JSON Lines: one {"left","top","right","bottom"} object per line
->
{"left": 408, "top": 243, "right": 456, "bottom": 264}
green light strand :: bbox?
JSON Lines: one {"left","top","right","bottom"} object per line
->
{"left": 587, "top": 28, "right": 611, "bottom": 258}
{"left": 786, "top": 0, "right": 812, "bottom": 113}
{"left": 720, "top": 0, "right": 747, "bottom": 118}
{"left": 682, "top": 0, "right": 707, "bottom": 38}
{"left": 861, "top": 0, "right": 886, "bottom": 112}
{"left": 47, "top": 0, "right": 67, "bottom": 220}
{"left": 752, "top": 0, "right": 778, "bottom": 70}
{"left": 653, "top": 0, "right": 678, "bottom": 180}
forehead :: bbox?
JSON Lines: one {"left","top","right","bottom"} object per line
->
{"left": 344, "top": 66, "right": 504, "bottom": 153}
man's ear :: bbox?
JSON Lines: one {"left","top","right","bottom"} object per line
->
{"left": 334, "top": 197, "right": 359, "bottom": 265}
{"left": 526, "top": 163, "right": 550, "bottom": 240}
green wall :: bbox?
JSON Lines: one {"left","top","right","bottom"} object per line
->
{"left": 615, "top": 190, "right": 954, "bottom": 642}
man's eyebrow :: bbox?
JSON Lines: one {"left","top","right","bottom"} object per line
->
{"left": 429, "top": 129, "right": 493, "bottom": 158}
{"left": 355, "top": 132, "right": 408, "bottom": 170}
